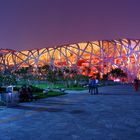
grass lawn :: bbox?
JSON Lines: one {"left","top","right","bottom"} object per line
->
{"left": 0, "top": 101, "right": 5, "bottom": 106}
{"left": 16, "top": 82, "right": 89, "bottom": 92}
{"left": 34, "top": 91, "right": 66, "bottom": 99}
{"left": 32, "top": 83, "right": 88, "bottom": 91}
{"left": 33, "top": 83, "right": 65, "bottom": 89}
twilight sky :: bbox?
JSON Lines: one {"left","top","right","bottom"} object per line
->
{"left": 0, "top": 0, "right": 140, "bottom": 50}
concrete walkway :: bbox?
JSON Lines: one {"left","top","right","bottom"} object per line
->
{"left": 0, "top": 85, "right": 140, "bottom": 140}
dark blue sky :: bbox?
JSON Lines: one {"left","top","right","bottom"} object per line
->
{"left": 0, "top": 0, "right": 140, "bottom": 50}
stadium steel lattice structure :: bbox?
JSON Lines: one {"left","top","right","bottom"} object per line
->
{"left": 0, "top": 39, "right": 140, "bottom": 79}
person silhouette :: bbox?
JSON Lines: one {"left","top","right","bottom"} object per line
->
{"left": 134, "top": 78, "right": 139, "bottom": 92}
{"left": 89, "top": 77, "right": 96, "bottom": 95}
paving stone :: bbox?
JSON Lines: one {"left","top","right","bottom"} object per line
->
{"left": 0, "top": 85, "right": 140, "bottom": 140}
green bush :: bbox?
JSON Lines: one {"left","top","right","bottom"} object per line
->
{"left": 29, "top": 86, "right": 43, "bottom": 92}
{"left": 0, "top": 87, "right": 6, "bottom": 93}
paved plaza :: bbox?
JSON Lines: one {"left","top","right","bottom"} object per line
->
{"left": 0, "top": 84, "right": 140, "bottom": 140}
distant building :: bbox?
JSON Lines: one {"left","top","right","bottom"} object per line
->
{"left": 0, "top": 39, "right": 140, "bottom": 79}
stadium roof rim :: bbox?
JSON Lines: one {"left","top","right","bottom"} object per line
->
{"left": 0, "top": 38, "right": 139, "bottom": 52}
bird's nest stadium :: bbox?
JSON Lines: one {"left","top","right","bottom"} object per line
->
{"left": 0, "top": 39, "right": 140, "bottom": 80}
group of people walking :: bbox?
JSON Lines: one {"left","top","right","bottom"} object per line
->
{"left": 89, "top": 76, "right": 99, "bottom": 95}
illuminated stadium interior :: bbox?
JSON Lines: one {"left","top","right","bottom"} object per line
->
{"left": 0, "top": 39, "right": 140, "bottom": 80}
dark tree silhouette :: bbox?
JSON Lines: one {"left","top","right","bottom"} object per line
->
{"left": 109, "top": 68, "right": 127, "bottom": 78}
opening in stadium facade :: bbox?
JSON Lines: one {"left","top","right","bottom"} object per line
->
{"left": 0, "top": 38, "right": 140, "bottom": 80}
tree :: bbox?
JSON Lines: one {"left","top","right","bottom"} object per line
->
{"left": 41, "top": 65, "right": 50, "bottom": 74}
{"left": 102, "top": 73, "right": 109, "bottom": 81}
{"left": 0, "top": 72, "right": 17, "bottom": 86}
{"left": 47, "top": 69, "right": 57, "bottom": 86}
{"left": 109, "top": 68, "right": 127, "bottom": 78}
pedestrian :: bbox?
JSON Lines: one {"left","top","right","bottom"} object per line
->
{"left": 27, "top": 85, "right": 33, "bottom": 101}
{"left": 88, "top": 77, "right": 92, "bottom": 93}
{"left": 89, "top": 77, "right": 96, "bottom": 95}
{"left": 134, "top": 78, "right": 139, "bottom": 92}
{"left": 95, "top": 77, "right": 99, "bottom": 94}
